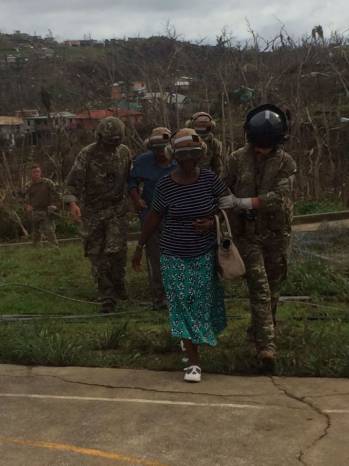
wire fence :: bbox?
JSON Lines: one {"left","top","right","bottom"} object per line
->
{"left": 0, "top": 221, "right": 348, "bottom": 325}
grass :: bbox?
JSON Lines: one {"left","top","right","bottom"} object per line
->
{"left": 0, "top": 233, "right": 348, "bottom": 376}
{"left": 294, "top": 199, "right": 347, "bottom": 215}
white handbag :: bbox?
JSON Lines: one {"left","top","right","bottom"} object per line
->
{"left": 214, "top": 209, "right": 246, "bottom": 280}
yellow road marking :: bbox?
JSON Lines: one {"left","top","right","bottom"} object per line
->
{"left": 0, "top": 437, "right": 168, "bottom": 466}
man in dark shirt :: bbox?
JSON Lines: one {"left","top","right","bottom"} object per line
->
{"left": 128, "top": 127, "right": 176, "bottom": 309}
{"left": 25, "top": 164, "right": 59, "bottom": 246}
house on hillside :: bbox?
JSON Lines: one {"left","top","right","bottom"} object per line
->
{"left": 111, "top": 83, "right": 123, "bottom": 100}
{"left": 174, "top": 76, "right": 192, "bottom": 90}
{"left": 71, "top": 108, "right": 143, "bottom": 130}
{"left": 111, "top": 81, "right": 147, "bottom": 101}
{"left": 71, "top": 109, "right": 115, "bottom": 130}
{"left": 0, "top": 116, "right": 25, "bottom": 147}
{"left": 50, "top": 111, "right": 76, "bottom": 130}
{"left": 6, "top": 55, "right": 17, "bottom": 64}
{"left": 142, "top": 92, "right": 191, "bottom": 111}
{"left": 15, "top": 109, "right": 51, "bottom": 144}
{"left": 116, "top": 108, "right": 143, "bottom": 126}
{"left": 131, "top": 81, "right": 146, "bottom": 93}
{"left": 63, "top": 40, "right": 81, "bottom": 47}
{"left": 39, "top": 47, "right": 55, "bottom": 59}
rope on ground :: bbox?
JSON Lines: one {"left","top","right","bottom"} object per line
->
{"left": 0, "top": 281, "right": 347, "bottom": 323}
{"left": 0, "top": 282, "right": 99, "bottom": 305}
{"left": 293, "top": 247, "right": 348, "bottom": 265}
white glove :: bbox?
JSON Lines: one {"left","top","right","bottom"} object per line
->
{"left": 219, "top": 194, "right": 253, "bottom": 210}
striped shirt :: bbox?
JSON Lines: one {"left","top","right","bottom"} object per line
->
{"left": 152, "top": 169, "right": 227, "bottom": 257}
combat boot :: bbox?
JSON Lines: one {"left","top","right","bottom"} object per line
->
{"left": 257, "top": 349, "right": 276, "bottom": 373}
{"left": 114, "top": 283, "right": 128, "bottom": 301}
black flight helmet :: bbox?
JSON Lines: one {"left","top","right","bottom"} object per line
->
{"left": 244, "top": 104, "right": 289, "bottom": 148}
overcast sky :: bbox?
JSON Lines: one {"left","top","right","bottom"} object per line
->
{"left": 0, "top": 0, "right": 348, "bottom": 43}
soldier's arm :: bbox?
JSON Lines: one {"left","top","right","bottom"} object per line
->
{"left": 257, "top": 155, "right": 297, "bottom": 210}
{"left": 211, "top": 139, "right": 225, "bottom": 178}
{"left": 223, "top": 152, "right": 238, "bottom": 191}
{"left": 219, "top": 152, "right": 296, "bottom": 211}
{"left": 63, "top": 150, "right": 88, "bottom": 222}
{"left": 64, "top": 150, "right": 88, "bottom": 205}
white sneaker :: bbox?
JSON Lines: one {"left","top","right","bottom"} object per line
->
{"left": 184, "top": 365, "right": 201, "bottom": 383}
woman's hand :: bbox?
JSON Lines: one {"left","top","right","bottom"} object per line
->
{"left": 132, "top": 245, "right": 144, "bottom": 272}
{"left": 69, "top": 202, "right": 82, "bottom": 223}
{"left": 192, "top": 217, "right": 214, "bottom": 233}
{"left": 134, "top": 198, "right": 148, "bottom": 213}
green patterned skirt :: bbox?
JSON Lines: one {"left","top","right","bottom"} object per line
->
{"left": 160, "top": 250, "right": 226, "bottom": 346}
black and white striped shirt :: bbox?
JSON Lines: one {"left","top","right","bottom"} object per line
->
{"left": 152, "top": 169, "right": 227, "bottom": 258}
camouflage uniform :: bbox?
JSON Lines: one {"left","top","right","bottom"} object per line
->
{"left": 199, "top": 133, "right": 225, "bottom": 177}
{"left": 225, "top": 144, "right": 297, "bottom": 351}
{"left": 25, "top": 177, "right": 59, "bottom": 246}
{"left": 65, "top": 140, "right": 131, "bottom": 306}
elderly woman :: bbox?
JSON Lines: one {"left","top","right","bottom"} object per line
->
{"left": 132, "top": 128, "right": 227, "bottom": 383}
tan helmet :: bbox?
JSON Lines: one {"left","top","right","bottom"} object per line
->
{"left": 144, "top": 127, "right": 171, "bottom": 149}
{"left": 96, "top": 116, "right": 125, "bottom": 143}
{"left": 185, "top": 112, "right": 216, "bottom": 135}
{"left": 170, "top": 128, "right": 205, "bottom": 154}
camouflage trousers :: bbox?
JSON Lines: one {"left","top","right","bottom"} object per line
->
{"left": 236, "top": 234, "right": 290, "bottom": 351}
{"left": 31, "top": 210, "right": 58, "bottom": 246}
{"left": 82, "top": 210, "right": 128, "bottom": 305}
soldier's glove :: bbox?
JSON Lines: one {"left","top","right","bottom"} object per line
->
{"left": 219, "top": 194, "right": 253, "bottom": 210}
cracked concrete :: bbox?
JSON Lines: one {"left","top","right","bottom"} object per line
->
{"left": 0, "top": 365, "right": 349, "bottom": 466}
{"left": 270, "top": 377, "right": 331, "bottom": 466}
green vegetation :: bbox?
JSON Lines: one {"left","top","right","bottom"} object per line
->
{"left": 294, "top": 199, "right": 347, "bottom": 215}
{"left": 0, "top": 235, "right": 348, "bottom": 376}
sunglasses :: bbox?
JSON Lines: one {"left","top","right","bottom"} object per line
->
{"left": 174, "top": 149, "right": 202, "bottom": 159}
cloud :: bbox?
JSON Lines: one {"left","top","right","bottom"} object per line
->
{"left": 0, "top": 0, "right": 348, "bottom": 42}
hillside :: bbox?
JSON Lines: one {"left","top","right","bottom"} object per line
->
{"left": 0, "top": 30, "right": 349, "bottom": 204}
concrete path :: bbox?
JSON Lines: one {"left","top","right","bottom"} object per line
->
{"left": 0, "top": 365, "right": 348, "bottom": 466}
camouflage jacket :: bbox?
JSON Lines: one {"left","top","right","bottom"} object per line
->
{"left": 224, "top": 144, "right": 297, "bottom": 238}
{"left": 199, "top": 134, "right": 225, "bottom": 177}
{"left": 65, "top": 142, "right": 131, "bottom": 214}
{"left": 25, "top": 178, "right": 59, "bottom": 211}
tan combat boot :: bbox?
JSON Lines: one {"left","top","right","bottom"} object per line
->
{"left": 257, "top": 348, "right": 276, "bottom": 373}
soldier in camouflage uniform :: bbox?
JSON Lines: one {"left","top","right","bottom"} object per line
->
{"left": 65, "top": 117, "right": 131, "bottom": 313}
{"left": 185, "top": 112, "right": 224, "bottom": 177}
{"left": 220, "top": 105, "right": 297, "bottom": 365}
{"left": 25, "top": 164, "right": 59, "bottom": 246}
